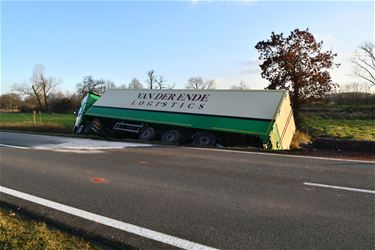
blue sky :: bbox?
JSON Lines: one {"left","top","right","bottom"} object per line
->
{"left": 1, "top": 0, "right": 374, "bottom": 94}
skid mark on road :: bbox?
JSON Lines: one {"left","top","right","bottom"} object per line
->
{"left": 304, "top": 182, "right": 375, "bottom": 195}
{"left": 0, "top": 186, "right": 218, "bottom": 250}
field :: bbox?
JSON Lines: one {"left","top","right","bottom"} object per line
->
{"left": 0, "top": 112, "right": 75, "bottom": 134}
{"left": 0, "top": 207, "right": 96, "bottom": 250}
{"left": 300, "top": 115, "right": 374, "bottom": 141}
{"left": 299, "top": 104, "right": 375, "bottom": 141}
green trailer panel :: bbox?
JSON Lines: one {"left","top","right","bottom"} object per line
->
{"left": 86, "top": 106, "right": 272, "bottom": 136}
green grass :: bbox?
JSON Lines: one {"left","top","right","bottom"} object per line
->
{"left": 0, "top": 208, "right": 97, "bottom": 250}
{"left": 0, "top": 112, "right": 75, "bottom": 133}
{"left": 299, "top": 114, "right": 375, "bottom": 141}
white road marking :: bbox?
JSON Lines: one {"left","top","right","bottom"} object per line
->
{"left": 0, "top": 144, "right": 29, "bottom": 149}
{"left": 44, "top": 148, "right": 106, "bottom": 154}
{"left": 304, "top": 182, "right": 375, "bottom": 195}
{"left": 190, "top": 147, "right": 375, "bottom": 164}
{"left": 0, "top": 186, "right": 218, "bottom": 250}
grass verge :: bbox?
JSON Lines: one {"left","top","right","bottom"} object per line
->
{"left": 299, "top": 114, "right": 375, "bottom": 141}
{"left": 0, "top": 207, "right": 97, "bottom": 250}
{"left": 0, "top": 112, "right": 75, "bottom": 134}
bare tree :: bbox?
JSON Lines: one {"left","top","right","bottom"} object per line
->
{"left": 76, "top": 76, "right": 115, "bottom": 96}
{"left": 186, "top": 77, "right": 216, "bottom": 90}
{"left": 146, "top": 70, "right": 157, "bottom": 89}
{"left": 12, "top": 82, "right": 42, "bottom": 110}
{"left": 145, "top": 70, "right": 168, "bottom": 89}
{"left": 205, "top": 79, "right": 216, "bottom": 89}
{"left": 32, "top": 64, "right": 59, "bottom": 112}
{"left": 351, "top": 42, "right": 375, "bottom": 86}
{"left": 127, "top": 78, "right": 144, "bottom": 89}
{"left": 12, "top": 64, "right": 59, "bottom": 112}
{"left": 156, "top": 75, "right": 167, "bottom": 89}
{"left": 231, "top": 81, "right": 250, "bottom": 90}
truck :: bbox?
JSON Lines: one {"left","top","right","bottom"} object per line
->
{"left": 73, "top": 89, "right": 296, "bottom": 150}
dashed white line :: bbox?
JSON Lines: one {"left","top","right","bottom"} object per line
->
{"left": 0, "top": 144, "right": 29, "bottom": 149}
{"left": 304, "top": 182, "right": 375, "bottom": 195}
{"left": 0, "top": 186, "right": 218, "bottom": 250}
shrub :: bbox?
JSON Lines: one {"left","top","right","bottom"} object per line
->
{"left": 290, "top": 130, "right": 312, "bottom": 149}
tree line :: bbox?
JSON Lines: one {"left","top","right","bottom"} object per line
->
{"left": 2, "top": 68, "right": 238, "bottom": 113}
{"left": 1, "top": 28, "right": 374, "bottom": 115}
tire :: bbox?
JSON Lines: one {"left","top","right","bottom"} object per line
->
{"left": 82, "top": 121, "right": 94, "bottom": 134}
{"left": 138, "top": 127, "right": 156, "bottom": 141}
{"left": 193, "top": 132, "right": 216, "bottom": 146}
{"left": 92, "top": 119, "right": 103, "bottom": 134}
{"left": 161, "top": 130, "right": 181, "bottom": 144}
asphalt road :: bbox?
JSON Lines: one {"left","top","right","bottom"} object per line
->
{"left": 1, "top": 131, "right": 374, "bottom": 249}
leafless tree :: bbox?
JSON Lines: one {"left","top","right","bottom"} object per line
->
{"left": 146, "top": 70, "right": 157, "bottom": 89}
{"left": 12, "top": 64, "right": 59, "bottom": 112}
{"left": 230, "top": 81, "right": 250, "bottom": 90}
{"left": 32, "top": 64, "right": 59, "bottom": 112}
{"left": 12, "top": 82, "right": 42, "bottom": 110}
{"left": 76, "top": 76, "right": 115, "bottom": 96}
{"left": 156, "top": 76, "right": 167, "bottom": 89}
{"left": 145, "top": 70, "right": 168, "bottom": 89}
{"left": 128, "top": 78, "right": 144, "bottom": 89}
{"left": 351, "top": 42, "right": 375, "bottom": 86}
{"left": 185, "top": 77, "right": 216, "bottom": 90}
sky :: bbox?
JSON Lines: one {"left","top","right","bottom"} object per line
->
{"left": 1, "top": 0, "right": 374, "bottom": 94}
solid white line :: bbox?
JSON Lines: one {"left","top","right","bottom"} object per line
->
{"left": 0, "top": 186, "right": 218, "bottom": 250}
{"left": 189, "top": 147, "right": 375, "bottom": 164}
{"left": 0, "top": 144, "right": 29, "bottom": 149}
{"left": 304, "top": 182, "right": 375, "bottom": 195}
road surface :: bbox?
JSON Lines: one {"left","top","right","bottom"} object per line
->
{"left": 1, "top": 131, "right": 374, "bottom": 249}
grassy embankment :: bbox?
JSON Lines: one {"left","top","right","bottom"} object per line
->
{"left": 0, "top": 208, "right": 96, "bottom": 250}
{"left": 0, "top": 105, "right": 374, "bottom": 141}
{"left": 0, "top": 112, "right": 75, "bottom": 134}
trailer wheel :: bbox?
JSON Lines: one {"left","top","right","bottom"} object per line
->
{"left": 161, "top": 130, "right": 181, "bottom": 144}
{"left": 193, "top": 132, "right": 216, "bottom": 146}
{"left": 138, "top": 127, "right": 156, "bottom": 141}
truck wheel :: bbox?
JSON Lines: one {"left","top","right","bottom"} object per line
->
{"left": 138, "top": 127, "right": 156, "bottom": 141}
{"left": 161, "top": 130, "right": 181, "bottom": 144}
{"left": 193, "top": 132, "right": 216, "bottom": 146}
{"left": 92, "top": 118, "right": 103, "bottom": 134}
{"left": 82, "top": 121, "right": 94, "bottom": 134}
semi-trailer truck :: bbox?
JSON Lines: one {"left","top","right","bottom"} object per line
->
{"left": 73, "top": 89, "right": 296, "bottom": 149}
